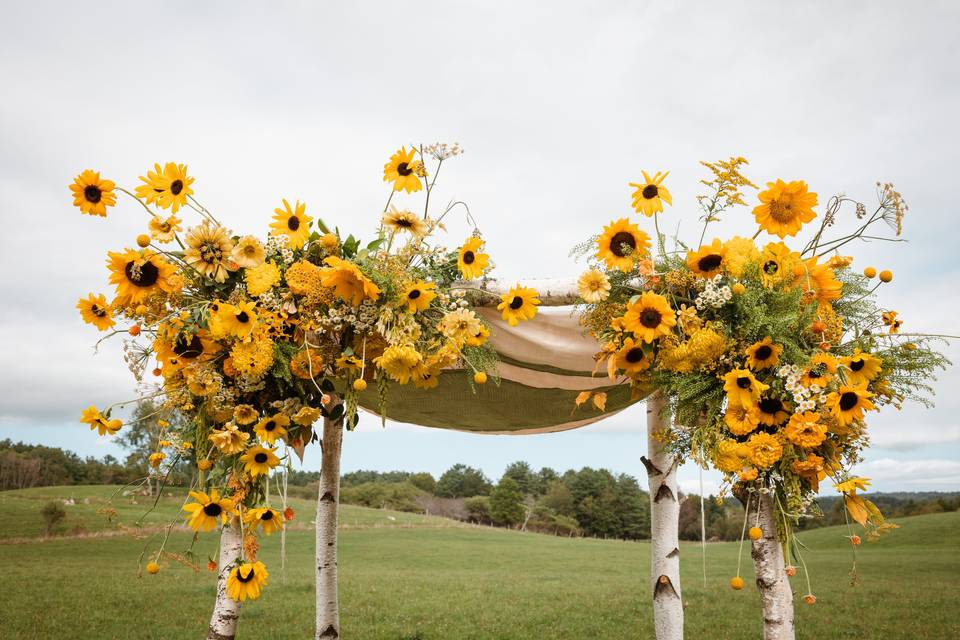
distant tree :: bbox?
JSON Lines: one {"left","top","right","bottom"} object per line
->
{"left": 614, "top": 474, "right": 650, "bottom": 539}
{"left": 502, "top": 461, "right": 536, "bottom": 495}
{"left": 118, "top": 400, "right": 189, "bottom": 494}
{"left": 490, "top": 477, "right": 525, "bottom": 527}
{"left": 540, "top": 479, "right": 576, "bottom": 517}
{"left": 464, "top": 495, "right": 492, "bottom": 524}
{"left": 534, "top": 467, "right": 559, "bottom": 495}
{"left": 408, "top": 472, "right": 436, "bottom": 494}
{"left": 436, "top": 464, "right": 491, "bottom": 498}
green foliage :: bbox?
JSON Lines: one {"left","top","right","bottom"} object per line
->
{"left": 489, "top": 477, "right": 525, "bottom": 527}
{"left": 436, "top": 464, "right": 492, "bottom": 498}
{"left": 39, "top": 501, "right": 66, "bottom": 535}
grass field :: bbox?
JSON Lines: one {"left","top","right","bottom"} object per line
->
{"left": 1, "top": 486, "right": 958, "bottom": 639}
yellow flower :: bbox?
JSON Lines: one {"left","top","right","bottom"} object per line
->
{"left": 233, "top": 405, "right": 259, "bottom": 426}
{"left": 320, "top": 233, "right": 339, "bottom": 251}
{"left": 148, "top": 452, "right": 166, "bottom": 468}
{"left": 383, "top": 206, "right": 428, "bottom": 237}
{"left": 185, "top": 222, "right": 235, "bottom": 283}
{"left": 758, "top": 242, "right": 800, "bottom": 288}
{"left": 80, "top": 406, "right": 122, "bottom": 436}
{"left": 745, "top": 337, "right": 782, "bottom": 370}
{"left": 209, "top": 423, "right": 250, "bottom": 454}
{"left": 400, "top": 281, "right": 437, "bottom": 313}
{"left": 220, "top": 300, "right": 258, "bottom": 339}
{"left": 375, "top": 345, "right": 423, "bottom": 384}
{"left": 745, "top": 432, "right": 783, "bottom": 469}
{"left": 231, "top": 236, "right": 265, "bottom": 269}
{"left": 794, "top": 257, "right": 842, "bottom": 304}
{"left": 70, "top": 169, "right": 116, "bottom": 216}
{"left": 269, "top": 199, "right": 312, "bottom": 249}
{"left": 596, "top": 219, "right": 650, "bottom": 272}
{"left": 841, "top": 349, "right": 883, "bottom": 385}
{"left": 659, "top": 326, "right": 727, "bottom": 373}
{"left": 149, "top": 215, "right": 182, "bottom": 243}
{"left": 134, "top": 162, "right": 194, "bottom": 212}
{"left": 291, "top": 349, "right": 326, "bottom": 380}
{"left": 230, "top": 337, "right": 275, "bottom": 378}
{"left": 621, "top": 292, "right": 676, "bottom": 343}
{"left": 244, "top": 508, "right": 283, "bottom": 535}
{"left": 411, "top": 363, "right": 442, "bottom": 389}
{"left": 799, "top": 353, "right": 838, "bottom": 388}
{"left": 793, "top": 453, "right": 827, "bottom": 491}
{"left": 629, "top": 170, "right": 672, "bottom": 216}
{"left": 784, "top": 412, "right": 828, "bottom": 448}
{"left": 577, "top": 269, "right": 611, "bottom": 303}
{"left": 828, "top": 384, "right": 876, "bottom": 427}
{"left": 757, "top": 395, "right": 791, "bottom": 426}
{"left": 615, "top": 338, "right": 651, "bottom": 376}
{"left": 107, "top": 249, "right": 179, "bottom": 305}
{"left": 722, "top": 369, "right": 768, "bottom": 408}
{"left": 245, "top": 261, "right": 281, "bottom": 296}
{"left": 466, "top": 324, "right": 490, "bottom": 347}
{"left": 497, "top": 285, "right": 540, "bottom": 326}
{"left": 254, "top": 413, "right": 290, "bottom": 445}
{"left": 240, "top": 445, "right": 280, "bottom": 477}
{"left": 834, "top": 477, "right": 871, "bottom": 494}
{"left": 319, "top": 257, "right": 381, "bottom": 306}
{"left": 182, "top": 489, "right": 236, "bottom": 532}
{"left": 227, "top": 561, "right": 269, "bottom": 602}
{"left": 457, "top": 237, "right": 490, "bottom": 279}
{"left": 724, "top": 404, "right": 760, "bottom": 436}
{"left": 383, "top": 146, "right": 424, "bottom": 193}
{"left": 723, "top": 237, "right": 760, "bottom": 277}
{"left": 714, "top": 440, "right": 748, "bottom": 473}
{"left": 439, "top": 308, "right": 483, "bottom": 344}
{"left": 753, "top": 179, "right": 817, "bottom": 238}
{"left": 293, "top": 406, "right": 322, "bottom": 426}
{"left": 686, "top": 239, "right": 728, "bottom": 278}
{"left": 77, "top": 293, "right": 115, "bottom": 331}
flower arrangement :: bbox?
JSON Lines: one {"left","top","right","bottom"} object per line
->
{"left": 72, "top": 143, "right": 538, "bottom": 601}
{"left": 576, "top": 157, "right": 950, "bottom": 596}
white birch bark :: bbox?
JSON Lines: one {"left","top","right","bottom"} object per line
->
{"left": 751, "top": 492, "right": 795, "bottom": 640}
{"left": 641, "top": 391, "right": 684, "bottom": 640}
{"left": 207, "top": 521, "right": 242, "bottom": 640}
{"left": 316, "top": 399, "right": 344, "bottom": 640}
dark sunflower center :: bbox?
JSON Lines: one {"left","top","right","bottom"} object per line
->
{"left": 236, "top": 311, "right": 250, "bottom": 323}
{"left": 397, "top": 162, "right": 412, "bottom": 176}
{"left": 203, "top": 503, "right": 223, "bottom": 517}
{"left": 850, "top": 358, "right": 865, "bottom": 372}
{"left": 763, "top": 260, "right": 779, "bottom": 275}
{"left": 125, "top": 260, "right": 160, "bottom": 287}
{"left": 610, "top": 231, "right": 637, "bottom": 257}
{"left": 509, "top": 296, "right": 524, "bottom": 310}
{"left": 84, "top": 185, "right": 102, "bottom": 203}
{"left": 254, "top": 453, "right": 268, "bottom": 463}
{"left": 237, "top": 568, "right": 255, "bottom": 583}
{"left": 807, "top": 369, "right": 823, "bottom": 379}
{"left": 408, "top": 289, "right": 421, "bottom": 299}
{"left": 625, "top": 347, "right": 645, "bottom": 364}
{"left": 697, "top": 254, "right": 723, "bottom": 272}
{"left": 754, "top": 345, "right": 773, "bottom": 361}
{"left": 642, "top": 184, "right": 659, "bottom": 199}
{"left": 396, "top": 218, "right": 413, "bottom": 228}
{"left": 92, "top": 305, "right": 107, "bottom": 317}
{"left": 462, "top": 250, "right": 475, "bottom": 265}
{"left": 759, "top": 398, "right": 783, "bottom": 414}
{"left": 839, "top": 392, "right": 859, "bottom": 411}
{"left": 264, "top": 421, "right": 276, "bottom": 432}
{"left": 170, "top": 179, "right": 184, "bottom": 196}
{"left": 287, "top": 216, "right": 300, "bottom": 231}
{"left": 736, "top": 376, "right": 753, "bottom": 389}
{"left": 174, "top": 334, "right": 204, "bottom": 359}
{"left": 261, "top": 510, "right": 274, "bottom": 521}
{"left": 640, "top": 309, "right": 662, "bottom": 329}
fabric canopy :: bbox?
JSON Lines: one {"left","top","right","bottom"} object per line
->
{"left": 358, "top": 306, "right": 650, "bottom": 434}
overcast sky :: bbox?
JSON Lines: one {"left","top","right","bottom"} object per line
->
{"left": 1, "top": 1, "right": 958, "bottom": 494}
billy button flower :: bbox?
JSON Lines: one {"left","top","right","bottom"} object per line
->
{"left": 240, "top": 445, "right": 281, "bottom": 478}
{"left": 182, "top": 489, "right": 236, "bottom": 532}
{"left": 722, "top": 369, "right": 769, "bottom": 408}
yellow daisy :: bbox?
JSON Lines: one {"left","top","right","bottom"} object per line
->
{"left": 596, "top": 219, "right": 650, "bottom": 272}
{"left": 401, "top": 281, "right": 437, "bottom": 313}
{"left": 754, "top": 179, "right": 817, "bottom": 238}
{"left": 745, "top": 337, "right": 782, "bottom": 370}
{"left": 457, "top": 237, "right": 490, "bottom": 279}
{"left": 629, "top": 170, "right": 672, "bottom": 216}
{"left": 80, "top": 406, "right": 122, "bottom": 436}
{"left": 269, "top": 199, "right": 312, "bottom": 249}
{"left": 77, "top": 293, "right": 115, "bottom": 331}
{"left": 70, "top": 169, "right": 116, "bottom": 217}
{"left": 621, "top": 292, "right": 676, "bottom": 343}
{"left": 577, "top": 269, "right": 611, "bottom": 303}
{"left": 240, "top": 445, "right": 280, "bottom": 477}
{"left": 383, "top": 146, "right": 424, "bottom": 193}
{"left": 497, "top": 285, "right": 540, "bottom": 326}
{"left": 182, "top": 489, "right": 236, "bottom": 532}
{"left": 227, "top": 561, "right": 268, "bottom": 602}
{"left": 149, "top": 215, "right": 182, "bottom": 243}
{"left": 383, "top": 206, "right": 428, "bottom": 237}
{"left": 231, "top": 236, "right": 265, "bottom": 269}
{"left": 134, "top": 162, "right": 194, "bottom": 212}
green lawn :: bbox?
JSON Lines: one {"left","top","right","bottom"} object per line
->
{"left": 1, "top": 486, "right": 958, "bottom": 639}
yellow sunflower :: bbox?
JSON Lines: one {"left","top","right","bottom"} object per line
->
{"left": 466, "top": 324, "right": 490, "bottom": 347}
{"left": 245, "top": 261, "right": 281, "bottom": 296}
{"left": 70, "top": 169, "right": 116, "bottom": 217}
{"left": 375, "top": 344, "right": 423, "bottom": 384}
{"left": 722, "top": 369, "right": 769, "bottom": 408}
{"left": 269, "top": 199, "right": 312, "bottom": 249}
{"left": 134, "top": 162, "right": 194, "bottom": 212}
{"left": 320, "top": 256, "right": 381, "bottom": 306}
{"left": 828, "top": 384, "right": 876, "bottom": 427}
{"left": 799, "top": 352, "right": 838, "bottom": 389}
{"left": 629, "top": 170, "right": 672, "bottom": 216}
{"left": 218, "top": 300, "right": 258, "bottom": 339}
{"left": 753, "top": 179, "right": 818, "bottom": 238}
{"left": 149, "top": 214, "right": 182, "bottom": 243}
{"left": 77, "top": 293, "right": 115, "bottom": 331}
{"left": 401, "top": 281, "right": 437, "bottom": 313}
{"left": 577, "top": 269, "right": 611, "bottom": 303}
{"left": 615, "top": 338, "right": 651, "bottom": 377}
{"left": 497, "top": 285, "right": 540, "bottom": 326}
{"left": 209, "top": 423, "right": 250, "bottom": 454}
{"left": 182, "top": 489, "right": 236, "bottom": 532}
{"left": 80, "top": 406, "right": 122, "bottom": 436}
{"left": 745, "top": 337, "right": 782, "bottom": 370}
{"left": 240, "top": 445, "right": 280, "bottom": 478}
{"left": 184, "top": 222, "right": 235, "bottom": 283}
{"left": 383, "top": 146, "right": 424, "bottom": 193}
{"left": 596, "top": 219, "right": 650, "bottom": 272}
{"left": 231, "top": 236, "right": 265, "bottom": 269}
{"left": 244, "top": 508, "right": 283, "bottom": 535}
{"left": 745, "top": 431, "right": 784, "bottom": 469}
{"left": 621, "top": 292, "right": 676, "bottom": 343}
{"left": 383, "top": 206, "right": 428, "bottom": 237}
{"left": 794, "top": 257, "right": 842, "bottom": 303}
{"left": 411, "top": 363, "right": 442, "bottom": 390}
{"left": 724, "top": 403, "right": 761, "bottom": 436}
{"left": 254, "top": 413, "right": 291, "bottom": 445}
{"left": 107, "top": 249, "right": 179, "bottom": 305}
{"left": 841, "top": 349, "right": 883, "bottom": 385}
{"left": 227, "top": 561, "right": 269, "bottom": 602}
{"left": 756, "top": 395, "right": 791, "bottom": 426}
{"left": 784, "top": 412, "right": 828, "bottom": 448}
{"left": 457, "top": 237, "right": 490, "bottom": 279}
{"left": 758, "top": 242, "right": 800, "bottom": 288}
{"left": 686, "top": 239, "right": 728, "bottom": 278}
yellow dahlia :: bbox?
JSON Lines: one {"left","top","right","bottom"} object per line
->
{"left": 754, "top": 179, "right": 817, "bottom": 238}
{"left": 723, "top": 237, "right": 760, "bottom": 277}
{"left": 629, "top": 170, "right": 672, "bottom": 216}
{"left": 596, "top": 218, "right": 650, "bottom": 272}
{"left": 245, "top": 261, "right": 281, "bottom": 296}
{"left": 270, "top": 199, "right": 312, "bottom": 249}
{"left": 745, "top": 432, "right": 783, "bottom": 469}
{"left": 383, "top": 146, "right": 424, "bottom": 193}
{"left": 621, "top": 292, "right": 676, "bottom": 343}
{"left": 784, "top": 412, "right": 828, "bottom": 448}
{"left": 497, "top": 285, "right": 540, "bottom": 326}
{"left": 233, "top": 404, "right": 259, "bottom": 426}
{"left": 77, "top": 293, "right": 115, "bottom": 331}
{"left": 70, "top": 169, "right": 116, "bottom": 217}
{"left": 578, "top": 269, "right": 611, "bottom": 303}
{"left": 795, "top": 257, "right": 842, "bottom": 303}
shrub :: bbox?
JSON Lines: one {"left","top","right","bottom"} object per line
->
{"left": 40, "top": 501, "right": 66, "bottom": 536}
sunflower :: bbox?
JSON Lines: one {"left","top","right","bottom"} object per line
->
{"left": 227, "top": 561, "right": 268, "bottom": 602}
{"left": 497, "top": 285, "right": 540, "bottom": 326}
{"left": 758, "top": 242, "right": 800, "bottom": 288}
{"left": 107, "top": 249, "right": 179, "bottom": 305}
{"left": 457, "top": 237, "right": 490, "bottom": 279}
{"left": 383, "top": 206, "right": 428, "bottom": 237}
{"left": 77, "top": 293, "right": 115, "bottom": 331}
{"left": 841, "top": 349, "right": 883, "bottom": 385}
{"left": 240, "top": 445, "right": 280, "bottom": 478}
{"left": 70, "top": 170, "right": 116, "bottom": 216}
{"left": 577, "top": 269, "right": 611, "bottom": 303}
{"left": 149, "top": 215, "right": 182, "bottom": 243}
{"left": 745, "top": 432, "right": 783, "bottom": 469}
{"left": 834, "top": 477, "right": 871, "bottom": 493}
{"left": 218, "top": 300, "right": 257, "bottom": 339}
{"left": 231, "top": 236, "right": 265, "bottom": 269}
{"left": 615, "top": 338, "right": 651, "bottom": 376}
{"left": 753, "top": 179, "right": 818, "bottom": 238}
{"left": 828, "top": 384, "right": 876, "bottom": 427}
{"left": 722, "top": 369, "right": 769, "bottom": 408}
{"left": 882, "top": 310, "right": 903, "bottom": 334}
{"left": 724, "top": 403, "right": 761, "bottom": 436}
{"left": 184, "top": 222, "right": 235, "bottom": 283}
{"left": 182, "top": 489, "right": 236, "bottom": 532}
{"left": 80, "top": 406, "right": 122, "bottom": 436}
{"left": 383, "top": 146, "right": 424, "bottom": 193}
{"left": 254, "top": 413, "right": 291, "bottom": 445}
{"left": 794, "top": 257, "right": 842, "bottom": 303}
{"left": 629, "top": 170, "right": 672, "bottom": 216}
{"left": 799, "top": 352, "right": 838, "bottom": 389}
{"left": 320, "top": 257, "right": 381, "bottom": 306}
{"left": 756, "top": 395, "right": 791, "bottom": 426}
{"left": 234, "top": 405, "right": 259, "bottom": 426}
{"left": 686, "top": 239, "right": 728, "bottom": 278}
{"left": 621, "top": 292, "right": 676, "bottom": 343}
{"left": 245, "top": 261, "right": 281, "bottom": 296}
{"left": 244, "top": 508, "right": 283, "bottom": 535}
{"left": 411, "top": 363, "right": 442, "bottom": 389}
{"left": 375, "top": 344, "right": 423, "bottom": 384}
{"left": 439, "top": 308, "right": 484, "bottom": 344}
{"left": 596, "top": 219, "right": 650, "bottom": 272}
{"left": 745, "top": 337, "right": 782, "bottom": 370}
{"left": 230, "top": 337, "right": 275, "bottom": 378}
{"left": 134, "top": 162, "right": 194, "bottom": 212}
{"left": 466, "top": 324, "right": 490, "bottom": 347}
{"left": 208, "top": 423, "right": 250, "bottom": 454}
{"left": 784, "top": 412, "right": 828, "bottom": 448}
{"left": 401, "top": 281, "right": 437, "bottom": 313}
{"left": 269, "top": 199, "right": 312, "bottom": 249}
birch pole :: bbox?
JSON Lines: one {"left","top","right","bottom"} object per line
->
{"left": 316, "top": 397, "right": 344, "bottom": 640}
{"left": 641, "top": 391, "right": 684, "bottom": 640}
{"left": 207, "top": 520, "right": 243, "bottom": 640}
{"left": 751, "top": 492, "right": 795, "bottom": 640}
